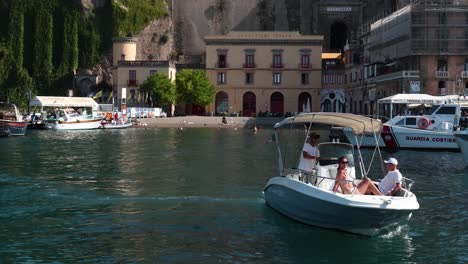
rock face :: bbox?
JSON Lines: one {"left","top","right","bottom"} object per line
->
{"left": 135, "top": 16, "right": 173, "bottom": 61}
{"left": 172, "top": 0, "right": 397, "bottom": 56}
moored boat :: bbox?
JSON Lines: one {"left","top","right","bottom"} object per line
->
{"left": 263, "top": 112, "right": 419, "bottom": 235}
{"left": 46, "top": 108, "right": 102, "bottom": 130}
{"left": 100, "top": 120, "right": 133, "bottom": 129}
{"left": 344, "top": 94, "right": 465, "bottom": 150}
{"left": 0, "top": 102, "right": 28, "bottom": 136}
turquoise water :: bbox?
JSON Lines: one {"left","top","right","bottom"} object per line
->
{"left": 0, "top": 128, "right": 466, "bottom": 263}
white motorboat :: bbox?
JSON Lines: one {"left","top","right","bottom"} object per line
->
{"left": 344, "top": 94, "right": 467, "bottom": 150}
{"left": 263, "top": 112, "right": 419, "bottom": 235}
{"left": 454, "top": 130, "right": 468, "bottom": 166}
{"left": 100, "top": 120, "right": 133, "bottom": 129}
{"left": 47, "top": 108, "right": 102, "bottom": 130}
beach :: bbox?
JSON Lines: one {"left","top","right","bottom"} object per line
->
{"left": 135, "top": 116, "right": 284, "bottom": 128}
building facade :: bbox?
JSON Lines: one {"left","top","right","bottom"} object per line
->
{"left": 112, "top": 37, "right": 176, "bottom": 108}
{"left": 205, "top": 31, "right": 323, "bottom": 117}
{"left": 344, "top": 1, "right": 468, "bottom": 117}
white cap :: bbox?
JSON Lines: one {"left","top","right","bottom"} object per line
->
{"left": 384, "top": 157, "right": 398, "bottom": 165}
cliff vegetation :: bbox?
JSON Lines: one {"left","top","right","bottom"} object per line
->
{"left": 0, "top": 0, "right": 167, "bottom": 109}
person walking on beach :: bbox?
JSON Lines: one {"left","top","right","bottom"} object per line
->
{"left": 298, "top": 132, "right": 320, "bottom": 172}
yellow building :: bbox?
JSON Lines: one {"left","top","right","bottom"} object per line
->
{"left": 204, "top": 31, "right": 323, "bottom": 116}
{"left": 112, "top": 37, "right": 176, "bottom": 107}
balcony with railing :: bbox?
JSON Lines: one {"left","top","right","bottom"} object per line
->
{"left": 462, "top": 71, "right": 468, "bottom": 79}
{"left": 375, "top": 70, "right": 420, "bottom": 82}
{"left": 436, "top": 71, "right": 449, "bottom": 79}
{"left": 271, "top": 63, "right": 284, "bottom": 69}
{"left": 118, "top": 60, "right": 172, "bottom": 67}
{"left": 127, "top": 80, "right": 138, "bottom": 86}
{"left": 215, "top": 62, "right": 228, "bottom": 68}
{"left": 298, "top": 63, "right": 311, "bottom": 69}
{"left": 243, "top": 63, "right": 256, "bottom": 68}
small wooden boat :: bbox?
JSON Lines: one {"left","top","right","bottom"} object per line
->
{"left": 0, "top": 102, "right": 28, "bottom": 136}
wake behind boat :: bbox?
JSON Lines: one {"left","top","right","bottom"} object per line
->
{"left": 263, "top": 112, "right": 419, "bottom": 235}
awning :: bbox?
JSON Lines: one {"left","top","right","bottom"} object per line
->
{"left": 377, "top": 93, "right": 445, "bottom": 105}
{"left": 29, "top": 96, "right": 98, "bottom": 108}
{"left": 274, "top": 112, "right": 382, "bottom": 135}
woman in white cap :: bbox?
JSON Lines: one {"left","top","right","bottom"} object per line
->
{"left": 378, "top": 158, "right": 402, "bottom": 196}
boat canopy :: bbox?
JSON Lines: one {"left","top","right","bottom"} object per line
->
{"left": 30, "top": 96, "right": 98, "bottom": 108}
{"left": 274, "top": 112, "right": 382, "bottom": 135}
{"left": 377, "top": 93, "right": 445, "bottom": 105}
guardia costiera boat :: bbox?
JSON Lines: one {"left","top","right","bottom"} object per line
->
{"left": 263, "top": 112, "right": 419, "bottom": 235}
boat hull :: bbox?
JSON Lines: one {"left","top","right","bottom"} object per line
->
{"left": 47, "top": 119, "right": 102, "bottom": 130}
{"left": 344, "top": 125, "right": 458, "bottom": 150}
{"left": 101, "top": 122, "right": 133, "bottom": 129}
{"left": 0, "top": 120, "right": 28, "bottom": 136}
{"left": 263, "top": 177, "right": 418, "bottom": 235}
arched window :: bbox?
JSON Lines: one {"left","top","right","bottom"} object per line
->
{"left": 298, "top": 92, "right": 311, "bottom": 112}
{"left": 215, "top": 92, "right": 229, "bottom": 114}
{"left": 270, "top": 92, "right": 284, "bottom": 114}
{"left": 330, "top": 22, "right": 348, "bottom": 51}
{"left": 121, "top": 54, "right": 126, "bottom": 61}
{"left": 243, "top": 92, "right": 256, "bottom": 117}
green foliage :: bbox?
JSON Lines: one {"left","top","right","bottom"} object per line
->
{"left": 139, "top": 73, "right": 176, "bottom": 106}
{"left": 176, "top": 69, "right": 216, "bottom": 106}
{"left": 2, "top": 64, "right": 34, "bottom": 108}
{"left": 8, "top": 0, "right": 24, "bottom": 68}
{"left": 112, "top": 0, "right": 168, "bottom": 37}
{"left": 0, "top": 0, "right": 168, "bottom": 101}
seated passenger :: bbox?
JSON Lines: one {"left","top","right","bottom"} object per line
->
{"left": 332, "top": 156, "right": 383, "bottom": 195}
{"left": 378, "top": 158, "right": 402, "bottom": 196}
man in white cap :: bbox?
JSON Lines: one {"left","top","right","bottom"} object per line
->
{"left": 298, "top": 132, "right": 320, "bottom": 172}
{"left": 378, "top": 157, "right": 402, "bottom": 196}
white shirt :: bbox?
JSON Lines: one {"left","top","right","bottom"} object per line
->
{"left": 298, "top": 143, "right": 319, "bottom": 172}
{"left": 378, "top": 169, "right": 402, "bottom": 195}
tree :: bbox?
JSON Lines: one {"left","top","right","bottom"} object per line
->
{"left": 176, "top": 69, "right": 215, "bottom": 107}
{"left": 139, "top": 73, "right": 176, "bottom": 107}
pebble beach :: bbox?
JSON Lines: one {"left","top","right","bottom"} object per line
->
{"left": 135, "top": 116, "right": 284, "bottom": 129}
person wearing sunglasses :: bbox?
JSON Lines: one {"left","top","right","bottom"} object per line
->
{"left": 298, "top": 132, "right": 320, "bottom": 172}
{"left": 332, "top": 156, "right": 383, "bottom": 195}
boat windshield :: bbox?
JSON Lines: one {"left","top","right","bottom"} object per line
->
{"left": 426, "top": 105, "right": 441, "bottom": 115}
{"left": 317, "top": 143, "right": 354, "bottom": 167}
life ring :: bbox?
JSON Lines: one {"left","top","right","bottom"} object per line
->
{"left": 417, "top": 117, "right": 431, "bottom": 129}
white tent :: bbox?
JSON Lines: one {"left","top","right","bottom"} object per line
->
{"left": 377, "top": 94, "right": 446, "bottom": 120}
{"left": 377, "top": 93, "right": 446, "bottom": 105}
{"left": 30, "top": 96, "right": 98, "bottom": 108}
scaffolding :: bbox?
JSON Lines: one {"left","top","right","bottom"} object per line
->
{"left": 411, "top": 0, "right": 468, "bottom": 55}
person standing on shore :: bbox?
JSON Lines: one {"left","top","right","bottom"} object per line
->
{"left": 298, "top": 132, "right": 320, "bottom": 172}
